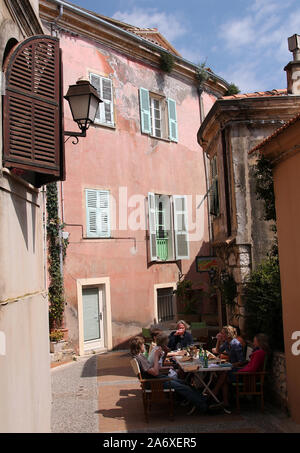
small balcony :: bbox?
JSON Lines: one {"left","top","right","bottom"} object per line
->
{"left": 156, "top": 236, "right": 168, "bottom": 261}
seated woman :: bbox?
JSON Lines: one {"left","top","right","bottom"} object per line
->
{"left": 212, "top": 325, "right": 244, "bottom": 363}
{"left": 210, "top": 333, "right": 269, "bottom": 411}
{"left": 148, "top": 328, "right": 162, "bottom": 355}
{"left": 168, "top": 320, "right": 193, "bottom": 351}
{"left": 130, "top": 336, "right": 208, "bottom": 415}
{"left": 238, "top": 333, "right": 269, "bottom": 373}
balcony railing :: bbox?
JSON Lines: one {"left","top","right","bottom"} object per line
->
{"left": 156, "top": 237, "right": 168, "bottom": 261}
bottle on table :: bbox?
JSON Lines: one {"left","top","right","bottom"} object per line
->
{"left": 203, "top": 349, "right": 208, "bottom": 368}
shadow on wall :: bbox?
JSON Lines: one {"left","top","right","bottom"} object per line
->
{"left": 177, "top": 240, "right": 217, "bottom": 318}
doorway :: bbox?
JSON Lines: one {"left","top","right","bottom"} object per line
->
{"left": 77, "top": 277, "right": 112, "bottom": 356}
{"left": 82, "top": 286, "right": 105, "bottom": 351}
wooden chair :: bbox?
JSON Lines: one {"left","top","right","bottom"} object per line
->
{"left": 233, "top": 356, "right": 268, "bottom": 413}
{"left": 130, "top": 358, "right": 175, "bottom": 423}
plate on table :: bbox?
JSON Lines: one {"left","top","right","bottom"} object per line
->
{"left": 219, "top": 362, "right": 232, "bottom": 367}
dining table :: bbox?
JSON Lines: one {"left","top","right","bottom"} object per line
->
{"left": 173, "top": 353, "right": 232, "bottom": 414}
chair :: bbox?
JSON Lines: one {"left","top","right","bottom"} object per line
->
{"left": 233, "top": 356, "right": 268, "bottom": 413}
{"left": 130, "top": 358, "right": 175, "bottom": 423}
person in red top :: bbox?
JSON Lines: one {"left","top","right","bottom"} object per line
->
{"left": 209, "top": 333, "right": 269, "bottom": 412}
{"left": 238, "top": 333, "right": 269, "bottom": 374}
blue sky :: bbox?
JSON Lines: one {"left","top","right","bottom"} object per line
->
{"left": 70, "top": 0, "right": 300, "bottom": 93}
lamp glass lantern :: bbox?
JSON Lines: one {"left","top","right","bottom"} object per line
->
{"left": 64, "top": 80, "right": 102, "bottom": 133}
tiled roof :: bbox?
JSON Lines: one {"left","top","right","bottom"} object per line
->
{"left": 223, "top": 88, "right": 287, "bottom": 100}
{"left": 249, "top": 111, "right": 300, "bottom": 154}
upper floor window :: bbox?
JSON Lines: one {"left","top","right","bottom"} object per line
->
{"left": 209, "top": 156, "right": 219, "bottom": 217}
{"left": 148, "top": 193, "right": 189, "bottom": 262}
{"left": 85, "top": 188, "right": 110, "bottom": 238}
{"left": 89, "top": 73, "right": 114, "bottom": 127}
{"left": 139, "top": 88, "right": 178, "bottom": 142}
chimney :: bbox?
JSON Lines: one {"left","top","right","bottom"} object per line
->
{"left": 284, "top": 34, "right": 300, "bottom": 95}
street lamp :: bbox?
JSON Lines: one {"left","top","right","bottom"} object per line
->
{"left": 64, "top": 79, "right": 102, "bottom": 143}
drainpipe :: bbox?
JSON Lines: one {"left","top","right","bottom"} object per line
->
{"left": 198, "top": 85, "right": 213, "bottom": 255}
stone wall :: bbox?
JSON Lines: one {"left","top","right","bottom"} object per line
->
{"left": 266, "top": 351, "right": 288, "bottom": 410}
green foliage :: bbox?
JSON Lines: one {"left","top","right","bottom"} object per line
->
{"left": 174, "top": 279, "right": 201, "bottom": 314}
{"left": 224, "top": 83, "right": 240, "bottom": 96}
{"left": 195, "top": 62, "right": 210, "bottom": 84}
{"left": 46, "top": 182, "right": 68, "bottom": 330}
{"left": 242, "top": 256, "right": 283, "bottom": 350}
{"left": 49, "top": 329, "right": 64, "bottom": 342}
{"left": 253, "top": 155, "right": 276, "bottom": 224}
{"left": 159, "top": 52, "right": 175, "bottom": 73}
{"left": 219, "top": 272, "right": 237, "bottom": 308}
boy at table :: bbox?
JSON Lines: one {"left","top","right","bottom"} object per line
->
{"left": 130, "top": 336, "right": 208, "bottom": 415}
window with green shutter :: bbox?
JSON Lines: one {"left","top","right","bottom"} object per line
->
{"left": 86, "top": 189, "right": 110, "bottom": 238}
{"left": 89, "top": 73, "right": 114, "bottom": 126}
{"left": 139, "top": 88, "right": 178, "bottom": 142}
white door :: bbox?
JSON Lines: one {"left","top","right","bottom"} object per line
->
{"left": 82, "top": 286, "right": 105, "bottom": 351}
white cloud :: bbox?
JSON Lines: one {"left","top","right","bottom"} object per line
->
{"left": 218, "top": 0, "right": 300, "bottom": 91}
{"left": 112, "top": 8, "right": 186, "bottom": 42}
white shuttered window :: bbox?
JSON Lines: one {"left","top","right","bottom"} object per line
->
{"left": 90, "top": 73, "right": 114, "bottom": 126}
{"left": 147, "top": 193, "right": 189, "bottom": 262}
{"left": 86, "top": 189, "right": 110, "bottom": 238}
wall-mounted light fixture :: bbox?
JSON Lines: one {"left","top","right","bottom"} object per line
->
{"left": 64, "top": 80, "right": 102, "bottom": 144}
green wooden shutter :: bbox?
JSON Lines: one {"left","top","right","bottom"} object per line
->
{"left": 173, "top": 195, "right": 189, "bottom": 260}
{"left": 167, "top": 98, "right": 178, "bottom": 142}
{"left": 139, "top": 88, "right": 151, "bottom": 134}
{"left": 86, "top": 189, "right": 110, "bottom": 237}
{"left": 148, "top": 192, "right": 157, "bottom": 261}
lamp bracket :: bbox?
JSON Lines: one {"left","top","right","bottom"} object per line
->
{"left": 64, "top": 129, "right": 87, "bottom": 145}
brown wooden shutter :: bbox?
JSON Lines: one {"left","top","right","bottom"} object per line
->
{"left": 3, "top": 35, "right": 65, "bottom": 187}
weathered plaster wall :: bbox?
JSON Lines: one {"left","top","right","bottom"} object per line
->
{"left": 272, "top": 152, "right": 300, "bottom": 424}
{"left": 57, "top": 31, "right": 212, "bottom": 350}
{"left": 0, "top": 2, "right": 51, "bottom": 432}
{"left": 230, "top": 123, "right": 275, "bottom": 266}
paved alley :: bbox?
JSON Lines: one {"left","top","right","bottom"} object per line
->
{"left": 51, "top": 351, "right": 300, "bottom": 434}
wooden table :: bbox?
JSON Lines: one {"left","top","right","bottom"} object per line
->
{"left": 174, "top": 356, "right": 232, "bottom": 413}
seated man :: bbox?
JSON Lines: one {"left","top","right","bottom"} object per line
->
{"left": 130, "top": 336, "right": 208, "bottom": 415}
{"left": 168, "top": 320, "right": 193, "bottom": 351}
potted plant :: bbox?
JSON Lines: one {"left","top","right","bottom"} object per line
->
{"left": 49, "top": 329, "right": 66, "bottom": 353}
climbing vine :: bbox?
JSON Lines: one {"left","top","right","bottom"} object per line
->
{"left": 46, "top": 182, "right": 68, "bottom": 330}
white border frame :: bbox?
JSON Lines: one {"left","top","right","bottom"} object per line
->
{"left": 77, "top": 277, "right": 112, "bottom": 356}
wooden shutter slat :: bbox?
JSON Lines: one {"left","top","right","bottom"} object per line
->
{"left": 3, "top": 36, "right": 63, "bottom": 184}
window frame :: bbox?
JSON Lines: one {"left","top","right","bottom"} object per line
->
{"left": 139, "top": 88, "right": 178, "bottom": 142}
{"left": 85, "top": 188, "right": 111, "bottom": 238}
{"left": 147, "top": 192, "right": 189, "bottom": 262}
{"left": 89, "top": 72, "right": 115, "bottom": 128}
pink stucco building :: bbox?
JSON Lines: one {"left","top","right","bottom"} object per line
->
{"left": 40, "top": 0, "right": 229, "bottom": 353}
